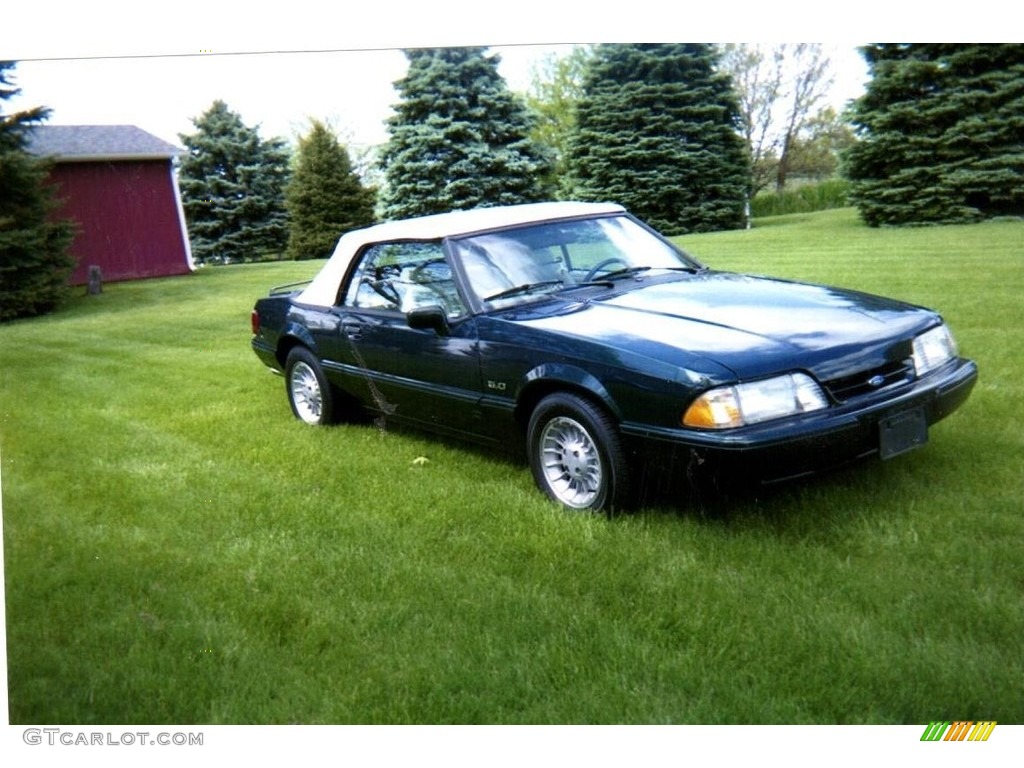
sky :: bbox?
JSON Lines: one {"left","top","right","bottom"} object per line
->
{"left": 7, "top": 0, "right": 975, "bottom": 154}
{"left": 6, "top": 45, "right": 580, "bottom": 150}
{"left": 3, "top": 3, "right": 1005, "bottom": 150}
{"left": 6, "top": 42, "right": 873, "bottom": 152}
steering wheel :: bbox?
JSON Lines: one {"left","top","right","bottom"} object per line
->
{"left": 409, "top": 258, "right": 447, "bottom": 283}
{"left": 365, "top": 277, "right": 401, "bottom": 306}
{"left": 583, "top": 258, "right": 628, "bottom": 282}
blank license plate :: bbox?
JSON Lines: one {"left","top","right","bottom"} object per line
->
{"left": 879, "top": 407, "right": 928, "bottom": 459}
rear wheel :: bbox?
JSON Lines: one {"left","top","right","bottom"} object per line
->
{"left": 527, "top": 392, "right": 630, "bottom": 513}
{"left": 285, "top": 347, "right": 336, "bottom": 425}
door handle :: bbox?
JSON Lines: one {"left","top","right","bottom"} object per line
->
{"left": 341, "top": 322, "right": 363, "bottom": 340}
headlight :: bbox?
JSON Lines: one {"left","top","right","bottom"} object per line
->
{"left": 912, "top": 324, "right": 958, "bottom": 377}
{"left": 682, "top": 372, "right": 828, "bottom": 429}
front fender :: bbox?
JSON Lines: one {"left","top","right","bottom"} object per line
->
{"left": 517, "top": 362, "right": 623, "bottom": 421}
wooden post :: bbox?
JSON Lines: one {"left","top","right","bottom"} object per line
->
{"left": 87, "top": 265, "right": 103, "bottom": 295}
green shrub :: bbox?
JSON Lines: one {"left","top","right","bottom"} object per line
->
{"left": 752, "top": 179, "right": 851, "bottom": 218}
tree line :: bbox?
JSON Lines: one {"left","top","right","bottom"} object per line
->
{"left": 2, "top": 44, "right": 1022, "bottom": 320}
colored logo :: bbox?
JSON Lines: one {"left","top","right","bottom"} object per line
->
{"left": 920, "top": 721, "right": 997, "bottom": 741}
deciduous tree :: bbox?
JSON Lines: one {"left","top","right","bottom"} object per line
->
{"left": 523, "top": 46, "right": 592, "bottom": 198}
{"left": 774, "top": 44, "right": 834, "bottom": 192}
{"left": 719, "top": 43, "right": 786, "bottom": 200}
{"left": 719, "top": 44, "right": 839, "bottom": 196}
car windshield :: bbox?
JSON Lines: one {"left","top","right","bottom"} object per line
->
{"left": 449, "top": 214, "right": 701, "bottom": 308}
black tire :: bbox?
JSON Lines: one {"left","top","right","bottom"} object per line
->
{"left": 526, "top": 392, "right": 630, "bottom": 513}
{"left": 284, "top": 347, "right": 336, "bottom": 426}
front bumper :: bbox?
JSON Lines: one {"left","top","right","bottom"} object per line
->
{"left": 623, "top": 358, "right": 978, "bottom": 484}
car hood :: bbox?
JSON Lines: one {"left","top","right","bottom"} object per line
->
{"left": 508, "top": 271, "right": 939, "bottom": 381}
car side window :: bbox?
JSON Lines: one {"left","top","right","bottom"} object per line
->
{"left": 343, "top": 241, "right": 467, "bottom": 319}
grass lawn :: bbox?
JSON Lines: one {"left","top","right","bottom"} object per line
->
{"left": 1, "top": 208, "right": 1021, "bottom": 724}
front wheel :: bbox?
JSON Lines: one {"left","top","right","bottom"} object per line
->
{"left": 527, "top": 393, "right": 630, "bottom": 513}
{"left": 285, "top": 347, "right": 336, "bottom": 426}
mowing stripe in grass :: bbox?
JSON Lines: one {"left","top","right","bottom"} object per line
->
{"left": 2, "top": 210, "right": 1021, "bottom": 723}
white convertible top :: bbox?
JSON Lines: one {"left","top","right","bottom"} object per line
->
{"left": 297, "top": 201, "right": 625, "bottom": 307}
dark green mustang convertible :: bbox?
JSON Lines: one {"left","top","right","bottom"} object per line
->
{"left": 251, "top": 202, "right": 977, "bottom": 512}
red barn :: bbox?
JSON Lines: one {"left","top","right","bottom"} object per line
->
{"left": 27, "top": 125, "right": 194, "bottom": 285}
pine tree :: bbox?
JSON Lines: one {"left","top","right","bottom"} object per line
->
{"left": 845, "top": 44, "right": 1024, "bottom": 226}
{"left": 178, "top": 101, "right": 290, "bottom": 264}
{"left": 0, "top": 61, "right": 75, "bottom": 322}
{"left": 285, "top": 120, "right": 375, "bottom": 260}
{"left": 379, "top": 47, "right": 552, "bottom": 220}
{"left": 564, "top": 44, "right": 750, "bottom": 235}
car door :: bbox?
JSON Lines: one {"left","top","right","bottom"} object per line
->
{"left": 328, "top": 240, "right": 492, "bottom": 440}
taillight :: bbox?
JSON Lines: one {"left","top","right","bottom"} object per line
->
{"left": 250, "top": 309, "right": 260, "bottom": 335}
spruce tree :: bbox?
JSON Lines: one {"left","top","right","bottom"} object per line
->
{"left": 845, "top": 44, "right": 1024, "bottom": 226}
{"left": 564, "top": 44, "right": 750, "bottom": 235}
{"left": 0, "top": 61, "right": 75, "bottom": 322}
{"left": 178, "top": 101, "right": 290, "bottom": 264}
{"left": 379, "top": 47, "right": 552, "bottom": 220}
{"left": 285, "top": 121, "right": 375, "bottom": 260}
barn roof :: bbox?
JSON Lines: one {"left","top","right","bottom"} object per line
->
{"left": 25, "top": 125, "right": 182, "bottom": 162}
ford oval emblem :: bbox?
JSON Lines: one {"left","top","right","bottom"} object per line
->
{"left": 868, "top": 375, "right": 886, "bottom": 388}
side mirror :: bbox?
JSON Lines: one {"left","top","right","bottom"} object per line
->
{"left": 406, "top": 305, "right": 451, "bottom": 336}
